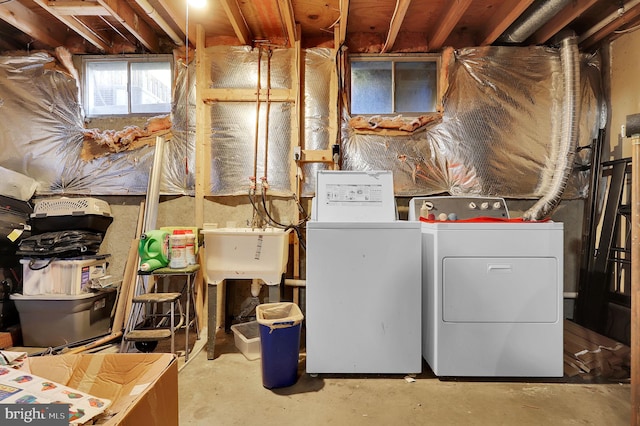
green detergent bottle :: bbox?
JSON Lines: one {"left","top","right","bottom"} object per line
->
{"left": 138, "top": 230, "right": 169, "bottom": 272}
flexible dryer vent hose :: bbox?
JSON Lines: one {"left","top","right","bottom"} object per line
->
{"left": 523, "top": 34, "right": 581, "bottom": 221}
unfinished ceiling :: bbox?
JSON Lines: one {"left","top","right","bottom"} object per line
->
{"left": 0, "top": 0, "right": 638, "bottom": 54}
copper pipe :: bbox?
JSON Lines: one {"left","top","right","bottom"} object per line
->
{"left": 252, "top": 46, "right": 262, "bottom": 185}
{"left": 263, "top": 48, "right": 272, "bottom": 184}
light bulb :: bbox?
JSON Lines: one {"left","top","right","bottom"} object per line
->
{"left": 188, "top": 0, "right": 207, "bottom": 8}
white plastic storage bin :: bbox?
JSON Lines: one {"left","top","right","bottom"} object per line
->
{"left": 21, "top": 256, "right": 109, "bottom": 295}
{"left": 11, "top": 289, "right": 116, "bottom": 347}
{"left": 230, "top": 321, "right": 261, "bottom": 360}
{"left": 200, "top": 227, "right": 291, "bottom": 284}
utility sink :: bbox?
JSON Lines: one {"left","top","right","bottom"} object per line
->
{"left": 200, "top": 227, "right": 292, "bottom": 285}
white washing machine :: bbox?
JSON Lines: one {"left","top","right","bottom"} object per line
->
{"left": 409, "top": 197, "right": 564, "bottom": 377}
{"left": 306, "top": 171, "right": 422, "bottom": 374}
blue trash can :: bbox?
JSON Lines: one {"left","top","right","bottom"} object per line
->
{"left": 256, "top": 302, "right": 304, "bottom": 389}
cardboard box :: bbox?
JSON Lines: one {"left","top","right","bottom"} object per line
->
{"left": 28, "top": 353, "right": 178, "bottom": 425}
{"left": 0, "top": 325, "right": 21, "bottom": 349}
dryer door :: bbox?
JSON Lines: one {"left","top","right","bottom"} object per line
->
{"left": 442, "top": 257, "right": 559, "bottom": 323}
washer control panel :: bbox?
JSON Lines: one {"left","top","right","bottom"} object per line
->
{"left": 408, "top": 196, "right": 509, "bottom": 221}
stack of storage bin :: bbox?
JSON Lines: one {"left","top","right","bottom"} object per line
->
{"left": 10, "top": 197, "right": 117, "bottom": 347}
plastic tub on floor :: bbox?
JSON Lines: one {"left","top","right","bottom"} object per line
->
{"left": 230, "top": 321, "right": 261, "bottom": 361}
{"left": 256, "top": 302, "right": 304, "bottom": 389}
{"left": 10, "top": 289, "right": 116, "bottom": 347}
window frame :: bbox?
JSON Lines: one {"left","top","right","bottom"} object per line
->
{"left": 348, "top": 53, "right": 441, "bottom": 117}
{"left": 81, "top": 54, "right": 174, "bottom": 118}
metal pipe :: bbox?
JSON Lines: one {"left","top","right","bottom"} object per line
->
{"left": 253, "top": 46, "right": 262, "bottom": 185}
{"left": 523, "top": 33, "right": 580, "bottom": 220}
{"left": 132, "top": 0, "right": 184, "bottom": 46}
{"left": 263, "top": 48, "right": 272, "bottom": 184}
{"left": 499, "top": 0, "right": 572, "bottom": 43}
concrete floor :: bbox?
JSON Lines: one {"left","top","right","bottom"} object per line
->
{"left": 178, "top": 331, "right": 631, "bottom": 426}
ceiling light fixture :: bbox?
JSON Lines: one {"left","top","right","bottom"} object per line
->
{"left": 188, "top": 0, "right": 207, "bottom": 8}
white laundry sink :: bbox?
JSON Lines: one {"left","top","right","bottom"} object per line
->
{"left": 200, "top": 227, "right": 291, "bottom": 285}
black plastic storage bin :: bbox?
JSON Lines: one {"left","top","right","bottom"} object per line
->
{"left": 256, "top": 302, "right": 304, "bottom": 389}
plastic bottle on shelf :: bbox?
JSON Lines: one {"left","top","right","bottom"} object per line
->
{"left": 184, "top": 231, "right": 197, "bottom": 265}
{"left": 169, "top": 232, "right": 188, "bottom": 269}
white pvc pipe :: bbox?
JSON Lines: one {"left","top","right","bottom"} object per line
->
{"left": 285, "top": 279, "right": 306, "bottom": 287}
{"left": 133, "top": 0, "right": 184, "bottom": 46}
{"left": 143, "top": 135, "right": 165, "bottom": 232}
{"left": 251, "top": 279, "right": 262, "bottom": 297}
{"left": 578, "top": 0, "right": 640, "bottom": 44}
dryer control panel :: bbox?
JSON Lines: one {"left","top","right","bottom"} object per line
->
{"left": 408, "top": 196, "right": 509, "bottom": 221}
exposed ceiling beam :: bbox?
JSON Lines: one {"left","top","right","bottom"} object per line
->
{"left": 33, "top": 0, "right": 112, "bottom": 51}
{"left": 338, "top": 0, "right": 349, "bottom": 46}
{"left": 96, "top": 0, "right": 159, "bottom": 52}
{"left": 130, "top": 0, "right": 183, "bottom": 46}
{"left": 45, "top": 1, "right": 110, "bottom": 16}
{"left": 428, "top": 0, "right": 473, "bottom": 51}
{"left": 580, "top": 0, "right": 640, "bottom": 49}
{"left": 220, "top": 0, "right": 252, "bottom": 45}
{"left": 529, "top": 0, "right": 599, "bottom": 44}
{"left": 277, "top": 0, "right": 297, "bottom": 47}
{"left": 155, "top": 0, "right": 195, "bottom": 47}
{"left": 0, "top": 1, "right": 68, "bottom": 49}
{"left": 381, "top": 0, "right": 412, "bottom": 53}
{"left": 477, "top": 0, "right": 535, "bottom": 45}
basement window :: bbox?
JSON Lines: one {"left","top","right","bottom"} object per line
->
{"left": 350, "top": 55, "right": 440, "bottom": 116}
{"left": 82, "top": 55, "right": 173, "bottom": 117}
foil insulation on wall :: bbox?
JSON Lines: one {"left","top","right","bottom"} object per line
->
{"left": 342, "top": 46, "right": 601, "bottom": 198}
{"left": 164, "top": 60, "right": 197, "bottom": 194}
{"left": 0, "top": 54, "right": 195, "bottom": 195}
{"left": 206, "top": 46, "right": 295, "bottom": 196}
{"left": 301, "top": 48, "right": 333, "bottom": 197}
{"left": 209, "top": 102, "right": 292, "bottom": 195}
{"left": 0, "top": 45, "right": 599, "bottom": 199}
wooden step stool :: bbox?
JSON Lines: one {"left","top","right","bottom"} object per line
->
{"left": 124, "top": 292, "right": 183, "bottom": 355}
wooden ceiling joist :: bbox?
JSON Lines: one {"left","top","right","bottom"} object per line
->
{"left": 97, "top": 0, "right": 160, "bottom": 52}
{"left": 338, "top": 0, "right": 349, "bottom": 46}
{"left": 528, "top": 0, "right": 599, "bottom": 44}
{"left": 46, "top": 1, "right": 110, "bottom": 16}
{"left": 0, "top": 0, "right": 68, "bottom": 48}
{"left": 277, "top": 0, "right": 297, "bottom": 47}
{"left": 220, "top": 0, "right": 252, "bottom": 45}
{"left": 428, "top": 0, "right": 473, "bottom": 51}
{"left": 33, "top": 0, "right": 112, "bottom": 51}
{"left": 156, "top": 0, "right": 195, "bottom": 47}
{"left": 381, "top": 0, "right": 412, "bottom": 53}
{"left": 477, "top": 0, "right": 535, "bottom": 46}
